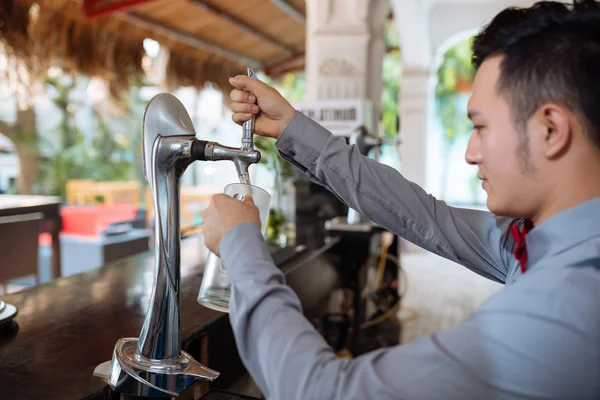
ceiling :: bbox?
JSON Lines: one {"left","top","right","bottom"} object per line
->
{"left": 13, "top": 0, "right": 307, "bottom": 80}
{"left": 127, "top": 0, "right": 307, "bottom": 75}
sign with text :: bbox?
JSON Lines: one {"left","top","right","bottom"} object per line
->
{"left": 292, "top": 99, "right": 374, "bottom": 137}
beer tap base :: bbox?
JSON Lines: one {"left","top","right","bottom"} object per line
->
{"left": 95, "top": 337, "right": 219, "bottom": 398}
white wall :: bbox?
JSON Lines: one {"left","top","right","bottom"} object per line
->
{"left": 429, "top": 0, "right": 538, "bottom": 53}
{"left": 391, "top": 0, "right": 539, "bottom": 199}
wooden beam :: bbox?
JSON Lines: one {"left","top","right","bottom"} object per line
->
{"left": 118, "top": 12, "right": 263, "bottom": 69}
{"left": 265, "top": 51, "right": 305, "bottom": 76}
{"left": 270, "top": 0, "right": 305, "bottom": 24}
{"left": 190, "top": 0, "right": 295, "bottom": 55}
{"left": 268, "top": 64, "right": 304, "bottom": 78}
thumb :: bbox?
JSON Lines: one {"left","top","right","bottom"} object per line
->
{"left": 229, "top": 75, "right": 269, "bottom": 97}
{"left": 242, "top": 194, "right": 255, "bottom": 205}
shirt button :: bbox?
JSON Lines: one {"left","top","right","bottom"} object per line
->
{"left": 288, "top": 150, "right": 296, "bottom": 157}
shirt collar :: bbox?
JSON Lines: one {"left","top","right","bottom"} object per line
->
{"left": 526, "top": 196, "right": 600, "bottom": 268}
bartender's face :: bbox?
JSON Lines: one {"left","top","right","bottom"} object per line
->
{"left": 465, "top": 55, "right": 538, "bottom": 218}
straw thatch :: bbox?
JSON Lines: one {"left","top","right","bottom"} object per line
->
{"left": 165, "top": 51, "right": 244, "bottom": 103}
{"left": 0, "top": 0, "right": 32, "bottom": 60}
{"left": 0, "top": 0, "right": 254, "bottom": 101}
{"left": 0, "top": 0, "right": 146, "bottom": 101}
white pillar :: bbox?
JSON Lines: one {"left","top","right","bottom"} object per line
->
{"left": 390, "top": 0, "right": 435, "bottom": 190}
{"left": 305, "top": 0, "right": 390, "bottom": 123}
{"left": 397, "top": 68, "right": 436, "bottom": 190}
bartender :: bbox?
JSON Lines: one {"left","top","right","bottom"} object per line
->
{"left": 201, "top": 1, "right": 600, "bottom": 398}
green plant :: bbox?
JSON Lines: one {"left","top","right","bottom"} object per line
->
{"left": 254, "top": 135, "right": 295, "bottom": 245}
{"left": 262, "top": 72, "right": 306, "bottom": 102}
{"left": 435, "top": 37, "right": 477, "bottom": 200}
{"left": 39, "top": 69, "right": 155, "bottom": 199}
{"left": 382, "top": 19, "right": 402, "bottom": 139}
{"left": 255, "top": 72, "right": 306, "bottom": 245}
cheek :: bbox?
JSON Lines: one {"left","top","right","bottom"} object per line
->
{"left": 482, "top": 133, "right": 522, "bottom": 183}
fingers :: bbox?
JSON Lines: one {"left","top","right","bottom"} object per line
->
{"left": 229, "top": 75, "right": 269, "bottom": 95}
{"left": 242, "top": 194, "right": 255, "bottom": 205}
{"left": 230, "top": 87, "right": 259, "bottom": 126}
{"left": 230, "top": 101, "right": 259, "bottom": 114}
{"left": 210, "top": 193, "right": 228, "bottom": 204}
{"left": 230, "top": 88, "right": 256, "bottom": 104}
{"left": 232, "top": 112, "right": 253, "bottom": 126}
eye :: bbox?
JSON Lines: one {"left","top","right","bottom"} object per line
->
{"left": 472, "top": 125, "right": 485, "bottom": 134}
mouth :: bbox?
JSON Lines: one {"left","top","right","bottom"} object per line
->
{"left": 478, "top": 175, "right": 487, "bottom": 189}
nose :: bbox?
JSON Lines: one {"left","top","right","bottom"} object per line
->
{"left": 465, "top": 132, "right": 482, "bottom": 165}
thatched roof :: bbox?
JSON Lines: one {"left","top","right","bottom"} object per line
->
{"left": 0, "top": 0, "right": 306, "bottom": 99}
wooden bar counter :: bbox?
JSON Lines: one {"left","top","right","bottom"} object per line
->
{"left": 0, "top": 235, "right": 340, "bottom": 400}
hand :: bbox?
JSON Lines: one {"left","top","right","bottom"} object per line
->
{"left": 229, "top": 75, "right": 296, "bottom": 139}
{"left": 200, "top": 194, "right": 261, "bottom": 256}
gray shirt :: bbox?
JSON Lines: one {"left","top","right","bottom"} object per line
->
{"left": 219, "top": 111, "right": 600, "bottom": 400}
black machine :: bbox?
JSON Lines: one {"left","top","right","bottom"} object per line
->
{"left": 293, "top": 125, "right": 402, "bottom": 357}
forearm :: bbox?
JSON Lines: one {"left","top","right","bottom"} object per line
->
{"left": 220, "top": 223, "right": 425, "bottom": 400}
{"left": 220, "top": 222, "right": 339, "bottom": 399}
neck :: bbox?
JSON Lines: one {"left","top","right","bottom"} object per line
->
{"left": 532, "top": 152, "right": 600, "bottom": 226}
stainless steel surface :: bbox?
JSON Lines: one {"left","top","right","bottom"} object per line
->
{"left": 203, "top": 141, "right": 260, "bottom": 185}
{"left": 207, "top": 67, "right": 260, "bottom": 185}
{"left": 139, "top": 93, "right": 197, "bottom": 361}
{"left": 104, "top": 93, "right": 220, "bottom": 397}
{"left": 103, "top": 87, "right": 263, "bottom": 396}
{"left": 199, "top": 69, "right": 261, "bottom": 185}
{"left": 108, "top": 338, "right": 218, "bottom": 397}
{"left": 242, "top": 68, "right": 257, "bottom": 152}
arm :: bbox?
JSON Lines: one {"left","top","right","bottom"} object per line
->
{"left": 276, "top": 111, "right": 514, "bottom": 282}
{"left": 221, "top": 225, "right": 596, "bottom": 400}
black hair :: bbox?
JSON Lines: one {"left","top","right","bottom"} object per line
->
{"left": 472, "top": 0, "right": 600, "bottom": 149}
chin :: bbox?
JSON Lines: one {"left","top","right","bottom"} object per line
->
{"left": 486, "top": 198, "right": 506, "bottom": 216}
{"left": 487, "top": 198, "right": 522, "bottom": 218}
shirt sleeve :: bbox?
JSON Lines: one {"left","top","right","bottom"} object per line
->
{"left": 276, "top": 111, "right": 514, "bottom": 282}
{"left": 220, "top": 223, "right": 597, "bottom": 400}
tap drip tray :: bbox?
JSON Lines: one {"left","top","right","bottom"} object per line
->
{"left": 84, "top": 386, "right": 261, "bottom": 400}
{"left": 199, "top": 389, "right": 261, "bottom": 400}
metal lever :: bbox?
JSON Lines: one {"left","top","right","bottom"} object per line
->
{"left": 241, "top": 68, "right": 258, "bottom": 152}
{"left": 190, "top": 68, "right": 261, "bottom": 185}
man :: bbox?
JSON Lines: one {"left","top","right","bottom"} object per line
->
{"left": 200, "top": 1, "right": 600, "bottom": 398}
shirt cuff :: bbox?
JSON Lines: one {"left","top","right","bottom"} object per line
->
{"left": 275, "top": 111, "right": 332, "bottom": 170}
{"left": 219, "top": 222, "right": 273, "bottom": 280}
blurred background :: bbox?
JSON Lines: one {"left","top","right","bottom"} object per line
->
{"left": 0, "top": 0, "right": 524, "bottom": 351}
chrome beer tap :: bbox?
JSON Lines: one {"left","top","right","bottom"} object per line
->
{"left": 97, "top": 69, "right": 261, "bottom": 397}
{"left": 200, "top": 68, "right": 260, "bottom": 184}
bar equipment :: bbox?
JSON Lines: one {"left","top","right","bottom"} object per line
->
{"left": 95, "top": 69, "right": 263, "bottom": 397}
{"left": 197, "top": 183, "right": 271, "bottom": 312}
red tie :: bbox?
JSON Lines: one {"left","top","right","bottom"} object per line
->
{"left": 509, "top": 219, "right": 533, "bottom": 273}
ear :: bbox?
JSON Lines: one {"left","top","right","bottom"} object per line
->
{"left": 533, "top": 103, "right": 572, "bottom": 159}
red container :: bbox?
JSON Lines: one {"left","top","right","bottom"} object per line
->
{"left": 60, "top": 205, "right": 139, "bottom": 238}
